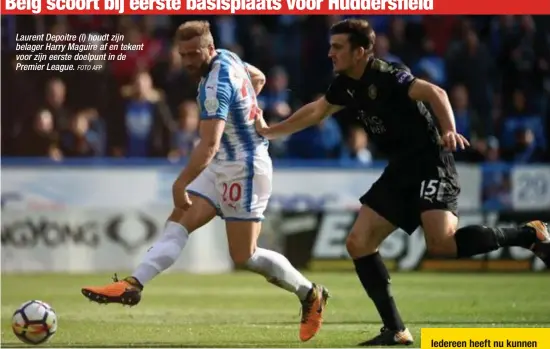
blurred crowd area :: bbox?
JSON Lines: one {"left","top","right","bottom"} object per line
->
{"left": 1, "top": 15, "right": 549, "bottom": 169}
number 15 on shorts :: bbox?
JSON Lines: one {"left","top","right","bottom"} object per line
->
{"left": 420, "top": 179, "right": 442, "bottom": 201}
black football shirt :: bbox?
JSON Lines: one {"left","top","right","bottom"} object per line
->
{"left": 325, "top": 58, "right": 442, "bottom": 161}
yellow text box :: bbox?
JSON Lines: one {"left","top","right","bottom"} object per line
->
{"left": 422, "top": 328, "right": 550, "bottom": 348}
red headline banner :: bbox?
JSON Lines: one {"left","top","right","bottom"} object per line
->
{"left": 2, "top": 0, "right": 549, "bottom": 14}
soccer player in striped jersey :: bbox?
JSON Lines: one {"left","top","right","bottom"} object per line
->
{"left": 81, "top": 21, "right": 329, "bottom": 342}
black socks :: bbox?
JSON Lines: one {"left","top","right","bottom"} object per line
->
{"left": 352, "top": 225, "right": 538, "bottom": 330}
{"left": 454, "top": 225, "right": 537, "bottom": 258}
{"left": 353, "top": 252, "right": 405, "bottom": 331}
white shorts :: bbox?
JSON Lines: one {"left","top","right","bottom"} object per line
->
{"left": 187, "top": 156, "right": 273, "bottom": 221}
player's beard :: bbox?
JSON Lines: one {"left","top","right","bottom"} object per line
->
{"left": 199, "top": 61, "right": 210, "bottom": 76}
{"left": 184, "top": 64, "right": 205, "bottom": 83}
{"left": 190, "top": 61, "right": 211, "bottom": 80}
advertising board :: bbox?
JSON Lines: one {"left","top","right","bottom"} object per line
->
{"left": 1, "top": 208, "right": 232, "bottom": 274}
{"left": 272, "top": 210, "right": 548, "bottom": 272}
{"left": 2, "top": 164, "right": 481, "bottom": 211}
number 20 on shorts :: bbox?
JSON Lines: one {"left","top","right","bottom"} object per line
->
{"left": 222, "top": 182, "right": 242, "bottom": 203}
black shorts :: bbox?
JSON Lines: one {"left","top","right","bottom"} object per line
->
{"left": 360, "top": 151, "right": 461, "bottom": 234}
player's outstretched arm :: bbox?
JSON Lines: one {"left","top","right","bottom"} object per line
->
{"left": 256, "top": 97, "right": 342, "bottom": 140}
{"left": 408, "top": 79, "right": 470, "bottom": 151}
{"left": 245, "top": 63, "right": 266, "bottom": 95}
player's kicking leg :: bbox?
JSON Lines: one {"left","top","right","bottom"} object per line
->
{"left": 81, "top": 169, "right": 220, "bottom": 306}
{"left": 224, "top": 218, "right": 329, "bottom": 342}
{"left": 346, "top": 205, "right": 414, "bottom": 347}
{"left": 421, "top": 210, "right": 550, "bottom": 268}
{"left": 81, "top": 197, "right": 217, "bottom": 305}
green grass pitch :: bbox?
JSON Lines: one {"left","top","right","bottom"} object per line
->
{"left": 2, "top": 272, "right": 549, "bottom": 347}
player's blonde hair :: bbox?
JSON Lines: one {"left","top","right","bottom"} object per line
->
{"left": 176, "top": 21, "right": 214, "bottom": 47}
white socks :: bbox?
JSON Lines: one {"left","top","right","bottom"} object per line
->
{"left": 132, "top": 221, "right": 189, "bottom": 285}
{"left": 132, "top": 222, "right": 313, "bottom": 302}
{"left": 245, "top": 247, "right": 313, "bottom": 301}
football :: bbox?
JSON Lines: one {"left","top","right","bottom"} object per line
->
{"left": 12, "top": 300, "right": 58, "bottom": 345}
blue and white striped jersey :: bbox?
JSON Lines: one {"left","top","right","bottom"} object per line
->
{"left": 197, "top": 49, "right": 269, "bottom": 161}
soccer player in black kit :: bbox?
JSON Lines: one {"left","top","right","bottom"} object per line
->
{"left": 256, "top": 19, "right": 550, "bottom": 347}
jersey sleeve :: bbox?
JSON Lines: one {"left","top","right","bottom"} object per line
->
{"left": 198, "top": 63, "right": 233, "bottom": 121}
{"left": 384, "top": 66, "right": 417, "bottom": 99}
{"left": 324, "top": 75, "right": 352, "bottom": 106}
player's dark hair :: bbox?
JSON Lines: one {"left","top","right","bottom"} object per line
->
{"left": 330, "top": 19, "right": 376, "bottom": 52}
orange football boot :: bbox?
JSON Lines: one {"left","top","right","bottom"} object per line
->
{"left": 299, "top": 283, "right": 330, "bottom": 342}
{"left": 81, "top": 274, "right": 142, "bottom": 306}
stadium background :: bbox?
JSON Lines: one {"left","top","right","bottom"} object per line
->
{"left": 1, "top": 14, "right": 550, "bottom": 347}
